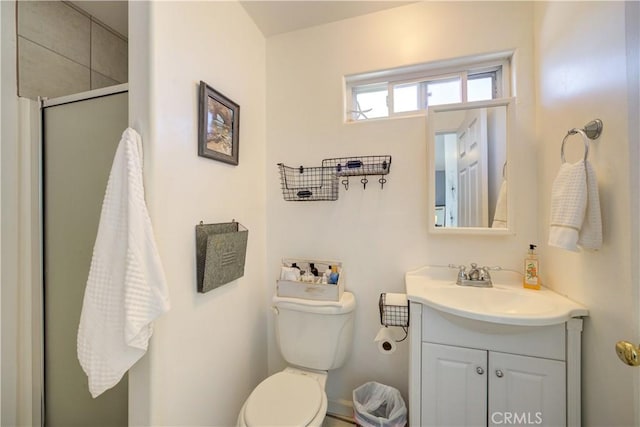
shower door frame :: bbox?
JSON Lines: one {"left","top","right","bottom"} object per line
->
{"left": 30, "top": 83, "right": 129, "bottom": 426}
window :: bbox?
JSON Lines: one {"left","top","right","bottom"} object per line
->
{"left": 345, "top": 53, "right": 511, "bottom": 121}
{"left": 353, "top": 83, "right": 388, "bottom": 119}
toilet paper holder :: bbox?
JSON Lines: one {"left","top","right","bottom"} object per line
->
{"left": 378, "top": 293, "right": 410, "bottom": 328}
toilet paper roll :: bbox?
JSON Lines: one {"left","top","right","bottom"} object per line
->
{"left": 374, "top": 327, "right": 397, "bottom": 354}
{"left": 384, "top": 293, "right": 407, "bottom": 307}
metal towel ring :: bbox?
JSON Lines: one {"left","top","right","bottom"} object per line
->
{"left": 560, "top": 119, "right": 603, "bottom": 164}
{"left": 561, "top": 128, "right": 590, "bottom": 164}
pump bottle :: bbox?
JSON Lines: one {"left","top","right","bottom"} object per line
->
{"left": 523, "top": 244, "right": 541, "bottom": 290}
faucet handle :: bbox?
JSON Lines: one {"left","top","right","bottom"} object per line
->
{"left": 479, "top": 266, "right": 492, "bottom": 281}
{"left": 448, "top": 264, "right": 468, "bottom": 283}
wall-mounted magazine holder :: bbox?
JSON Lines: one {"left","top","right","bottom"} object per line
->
{"left": 196, "top": 220, "right": 248, "bottom": 293}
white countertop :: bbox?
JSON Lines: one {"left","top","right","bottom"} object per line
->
{"left": 405, "top": 265, "right": 588, "bottom": 326}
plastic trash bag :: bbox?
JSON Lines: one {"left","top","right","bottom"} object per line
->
{"left": 352, "top": 381, "right": 407, "bottom": 427}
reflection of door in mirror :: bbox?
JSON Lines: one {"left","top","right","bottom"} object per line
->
{"left": 457, "top": 108, "right": 488, "bottom": 226}
{"left": 431, "top": 101, "right": 510, "bottom": 232}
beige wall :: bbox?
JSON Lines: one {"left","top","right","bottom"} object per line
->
{"left": 266, "top": 1, "right": 536, "bottom": 414}
{"left": 534, "top": 1, "right": 638, "bottom": 425}
{"left": 128, "top": 2, "right": 267, "bottom": 425}
{"left": 17, "top": 1, "right": 127, "bottom": 99}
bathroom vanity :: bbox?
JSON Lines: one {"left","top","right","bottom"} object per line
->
{"left": 405, "top": 266, "right": 588, "bottom": 427}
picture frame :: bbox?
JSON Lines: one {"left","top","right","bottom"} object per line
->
{"left": 198, "top": 81, "right": 240, "bottom": 165}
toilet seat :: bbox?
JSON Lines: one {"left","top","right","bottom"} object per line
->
{"left": 244, "top": 371, "right": 323, "bottom": 427}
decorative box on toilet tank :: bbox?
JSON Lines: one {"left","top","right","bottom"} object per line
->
{"left": 277, "top": 258, "right": 344, "bottom": 301}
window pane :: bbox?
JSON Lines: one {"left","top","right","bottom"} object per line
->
{"left": 353, "top": 87, "right": 388, "bottom": 119}
{"left": 394, "top": 84, "right": 418, "bottom": 113}
{"left": 468, "top": 77, "right": 493, "bottom": 101}
{"left": 427, "top": 79, "right": 461, "bottom": 106}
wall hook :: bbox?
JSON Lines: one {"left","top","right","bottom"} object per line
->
{"left": 342, "top": 177, "right": 350, "bottom": 191}
{"left": 361, "top": 177, "right": 369, "bottom": 189}
{"left": 379, "top": 176, "right": 387, "bottom": 189}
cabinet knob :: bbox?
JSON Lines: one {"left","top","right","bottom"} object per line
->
{"left": 495, "top": 370, "right": 504, "bottom": 378}
{"left": 476, "top": 367, "right": 484, "bottom": 375}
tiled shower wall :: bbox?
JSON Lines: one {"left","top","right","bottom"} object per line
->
{"left": 17, "top": 1, "right": 127, "bottom": 99}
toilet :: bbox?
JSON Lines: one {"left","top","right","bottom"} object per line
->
{"left": 237, "top": 292, "right": 356, "bottom": 427}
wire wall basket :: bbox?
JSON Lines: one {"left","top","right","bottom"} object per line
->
{"left": 278, "top": 155, "right": 392, "bottom": 201}
{"left": 277, "top": 163, "right": 339, "bottom": 201}
{"left": 322, "top": 155, "right": 392, "bottom": 177}
{"left": 323, "top": 155, "right": 392, "bottom": 190}
{"left": 379, "top": 293, "right": 410, "bottom": 327}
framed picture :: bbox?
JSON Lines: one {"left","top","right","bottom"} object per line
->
{"left": 198, "top": 81, "right": 240, "bottom": 165}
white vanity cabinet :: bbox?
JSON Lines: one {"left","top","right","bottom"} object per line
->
{"left": 410, "top": 302, "right": 584, "bottom": 427}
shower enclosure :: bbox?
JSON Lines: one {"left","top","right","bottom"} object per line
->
{"left": 41, "top": 85, "right": 129, "bottom": 426}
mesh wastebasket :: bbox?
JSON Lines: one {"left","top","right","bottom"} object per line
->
{"left": 352, "top": 382, "right": 407, "bottom": 427}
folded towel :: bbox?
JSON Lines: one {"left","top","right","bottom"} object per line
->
{"left": 548, "top": 160, "right": 602, "bottom": 251}
{"left": 492, "top": 179, "right": 508, "bottom": 228}
{"left": 77, "top": 128, "right": 170, "bottom": 398}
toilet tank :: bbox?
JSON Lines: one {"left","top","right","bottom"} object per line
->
{"left": 273, "top": 292, "right": 356, "bottom": 371}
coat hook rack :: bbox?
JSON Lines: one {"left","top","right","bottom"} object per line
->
{"left": 323, "top": 155, "right": 392, "bottom": 192}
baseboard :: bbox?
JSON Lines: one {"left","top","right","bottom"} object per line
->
{"left": 327, "top": 398, "right": 354, "bottom": 419}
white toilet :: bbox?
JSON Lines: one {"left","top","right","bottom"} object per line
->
{"left": 237, "top": 292, "right": 356, "bottom": 427}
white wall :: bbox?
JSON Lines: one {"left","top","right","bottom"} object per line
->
{"left": 534, "top": 2, "right": 638, "bottom": 425}
{"left": 128, "top": 2, "right": 267, "bottom": 425}
{"left": 266, "top": 1, "right": 536, "bottom": 413}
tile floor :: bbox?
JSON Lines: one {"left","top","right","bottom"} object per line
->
{"left": 323, "top": 414, "right": 356, "bottom": 426}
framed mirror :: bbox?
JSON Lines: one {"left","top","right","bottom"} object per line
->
{"left": 427, "top": 98, "right": 515, "bottom": 234}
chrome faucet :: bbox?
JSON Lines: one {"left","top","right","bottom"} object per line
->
{"left": 449, "top": 263, "right": 494, "bottom": 288}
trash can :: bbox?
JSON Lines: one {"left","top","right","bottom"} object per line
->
{"left": 352, "top": 381, "right": 407, "bottom": 427}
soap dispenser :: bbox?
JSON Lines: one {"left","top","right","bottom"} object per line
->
{"left": 523, "top": 244, "right": 541, "bottom": 290}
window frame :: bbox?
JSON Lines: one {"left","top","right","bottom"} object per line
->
{"left": 345, "top": 52, "right": 512, "bottom": 122}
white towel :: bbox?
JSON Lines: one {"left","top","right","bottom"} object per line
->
{"left": 548, "top": 160, "right": 602, "bottom": 251}
{"left": 491, "top": 179, "right": 508, "bottom": 228}
{"left": 77, "top": 128, "right": 170, "bottom": 398}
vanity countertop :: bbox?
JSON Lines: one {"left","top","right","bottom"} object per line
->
{"left": 405, "top": 265, "right": 588, "bottom": 326}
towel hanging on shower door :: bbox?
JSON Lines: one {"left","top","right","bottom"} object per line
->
{"left": 77, "top": 127, "right": 170, "bottom": 398}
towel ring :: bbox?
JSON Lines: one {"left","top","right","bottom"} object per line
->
{"left": 560, "top": 118, "right": 603, "bottom": 164}
{"left": 561, "top": 128, "right": 590, "bottom": 163}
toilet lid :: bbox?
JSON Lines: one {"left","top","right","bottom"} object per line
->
{"left": 245, "top": 371, "right": 323, "bottom": 427}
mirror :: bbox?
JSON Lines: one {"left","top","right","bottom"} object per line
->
{"left": 427, "top": 98, "right": 514, "bottom": 234}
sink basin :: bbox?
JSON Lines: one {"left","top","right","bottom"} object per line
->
{"left": 405, "top": 266, "right": 588, "bottom": 326}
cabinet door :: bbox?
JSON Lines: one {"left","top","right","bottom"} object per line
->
{"left": 489, "top": 352, "right": 566, "bottom": 427}
{"left": 422, "top": 343, "right": 487, "bottom": 427}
